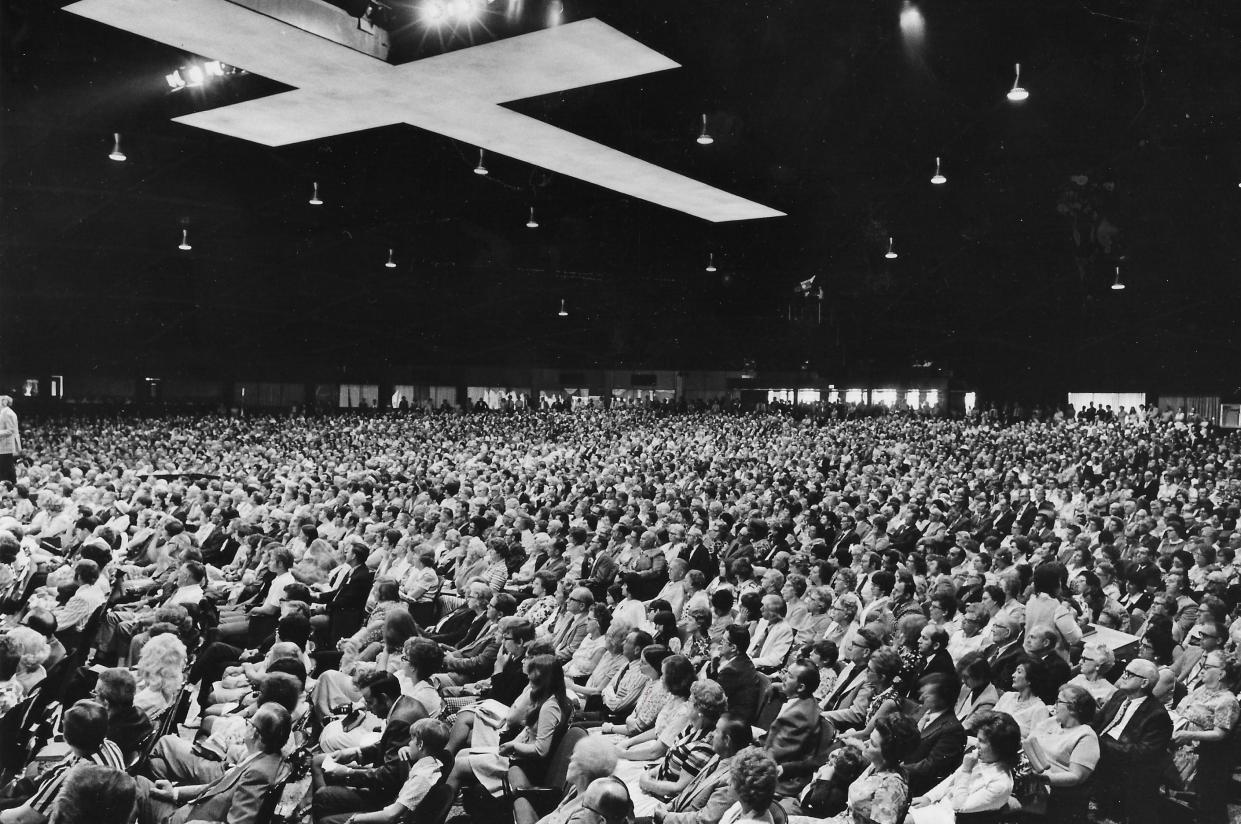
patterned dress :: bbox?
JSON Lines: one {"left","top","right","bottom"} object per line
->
{"left": 1172, "top": 686, "right": 1240, "bottom": 785}
{"left": 812, "top": 765, "right": 909, "bottom": 824}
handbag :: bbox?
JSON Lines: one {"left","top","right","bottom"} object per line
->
{"left": 1012, "top": 771, "right": 1050, "bottom": 816}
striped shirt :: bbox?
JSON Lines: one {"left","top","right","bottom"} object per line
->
{"left": 656, "top": 725, "right": 714, "bottom": 783}
{"left": 31, "top": 739, "right": 126, "bottom": 815}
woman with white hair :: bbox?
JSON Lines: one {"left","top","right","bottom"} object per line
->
{"left": 1065, "top": 642, "right": 1117, "bottom": 707}
{"left": 134, "top": 632, "right": 187, "bottom": 721}
{"left": 824, "top": 592, "right": 861, "bottom": 650}
{"left": 6, "top": 626, "right": 50, "bottom": 692}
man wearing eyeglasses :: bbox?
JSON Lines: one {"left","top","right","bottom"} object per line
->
{"left": 544, "top": 586, "right": 592, "bottom": 664}
{"left": 1170, "top": 619, "right": 1222, "bottom": 691}
{"left": 1091, "top": 658, "right": 1171, "bottom": 824}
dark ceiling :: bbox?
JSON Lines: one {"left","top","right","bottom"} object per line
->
{"left": 3, "top": 0, "right": 1241, "bottom": 392}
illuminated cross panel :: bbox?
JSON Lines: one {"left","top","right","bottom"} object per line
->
{"left": 64, "top": 0, "right": 785, "bottom": 222}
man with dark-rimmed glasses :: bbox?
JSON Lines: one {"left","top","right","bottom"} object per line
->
{"left": 1091, "top": 658, "right": 1171, "bottom": 824}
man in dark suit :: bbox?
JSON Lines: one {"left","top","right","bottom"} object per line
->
{"left": 424, "top": 581, "right": 491, "bottom": 647}
{"left": 313, "top": 543, "right": 375, "bottom": 644}
{"left": 1012, "top": 491, "right": 1038, "bottom": 531}
{"left": 680, "top": 528, "right": 717, "bottom": 583}
{"left": 985, "top": 615, "right": 1025, "bottom": 693}
{"left": 1022, "top": 626, "right": 1071, "bottom": 704}
{"left": 433, "top": 593, "right": 517, "bottom": 687}
{"left": 1091, "top": 659, "right": 1172, "bottom": 824}
{"left": 916, "top": 626, "right": 956, "bottom": 683}
{"left": 312, "top": 671, "right": 424, "bottom": 821}
{"left": 902, "top": 674, "right": 966, "bottom": 795}
{"left": 706, "top": 625, "right": 763, "bottom": 724}
{"left": 822, "top": 628, "right": 881, "bottom": 731}
{"left": 764, "top": 661, "right": 824, "bottom": 799}
{"left": 655, "top": 714, "right": 753, "bottom": 824}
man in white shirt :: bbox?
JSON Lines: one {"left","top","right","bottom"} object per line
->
{"left": 747, "top": 594, "right": 795, "bottom": 673}
{"left": 52, "top": 559, "right": 107, "bottom": 632}
{"left": 264, "top": 549, "right": 298, "bottom": 608}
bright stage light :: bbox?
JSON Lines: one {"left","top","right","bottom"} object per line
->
{"left": 899, "top": 1, "right": 925, "bottom": 39}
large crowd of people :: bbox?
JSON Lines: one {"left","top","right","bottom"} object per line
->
{"left": 0, "top": 406, "right": 1236, "bottom": 824}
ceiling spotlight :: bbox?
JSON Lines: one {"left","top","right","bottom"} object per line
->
{"left": 1111, "top": 266, "right": 1125, "bottom": 290}
{"left": 165, "top": 70, "right": 186, "bottom": 91}
{"left": 178, "top": 229, "right": 192, "bottom": 251}
{"left": 385, "top": 248, "right": 397, "bottom": 269}
{"left": 449, "top": 0, "right": 479, "bottom": 21}
{"left": 696, "top": 113, "right": 713, "bottom": 145}
{"left": 885, "top": 237, "right": 898, "bottom": 259}
{"left": 309, "top": 182, "right": 323, "bottom": 206}
{"left": 558, "top": 299, "right": 568, "bottom": 317}
{"left": 204, "top": 60, "right": 225, "bottom": 77}
{"left": 1007, "top": 63, "right": 1029, "bottom": 102}
{"left": 108, "top": 133, "right": 127, "bottom": 162}
{"left": 421, "top": 0, "right": 447, "bottom": 22}
{"left": 930, "top": 156, "right": 946, "bottom": 185}
{"left": 705, "top": 253, "right": 717, "bottom": 273}
{"left": 186, "top": 65, "right": 206, "bottom": 86}
{"left": 474, "top": 149, "right": 489, "bottom": 175}
{"left": 526, "top": 207, "right": 539, "bottom": 229}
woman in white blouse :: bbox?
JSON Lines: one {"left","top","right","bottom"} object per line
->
{"left": 565, "top": 604, "right": 611, "bottom": 681}
{"left": 991, "top": 660, "right": 1050, "bottom": 737}
{"left": 909, "top": 711, "right": 1020, "bottom": 822}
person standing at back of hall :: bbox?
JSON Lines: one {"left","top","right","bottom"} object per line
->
{"left": 0, "top": 396, "right": 19, "bottom": 485}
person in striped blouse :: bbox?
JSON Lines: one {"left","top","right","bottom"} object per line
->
{"left": 0, "top": 701, "right": 125, "bottom": 824}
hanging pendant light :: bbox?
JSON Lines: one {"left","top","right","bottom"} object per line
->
{"left": 558, "top": 299, "right": 568, "bottom": 317}
{"left": 108, "top": 133, "right": 127, "bottom": 162}
{"left": 385, "top": 248, "right": 397, "bottom": 269}
{"left": 930, "top": 156, "right": 946, "bottom": 185}
{"left": 1007, "top": 63, "right": 1029, "bottom": 102}
{"left": 308, "top": 182, "right": 323, "bottom": 205}
{"left": 885, "top": 237, "right": 898, "bottom": 259}
{"left": 526, "top": 207, "right": 539, "bottom": 228}
{"left": 474, "top": 149, "right": 489, "bottom": 175}
{"left": 696, "top": 113, "right": 713, "bottom": 145}
{"left": 705, "top": 253, "right": 717, "bottom": 273}
{"left": 178, "top": 229, "right": 192, "bottom": 251}
{"left": 1111, "top": 266, "right": 1125, "bottom": 290}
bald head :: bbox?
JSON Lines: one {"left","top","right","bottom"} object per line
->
{"left": 567, "top": 587, "right": 594, "bottom": 614}
{"left": 1121, "top": 659, "right": 1159, "bottom": 696}
{"left": 581, "top": 777, "right": 633, "bottom": 824}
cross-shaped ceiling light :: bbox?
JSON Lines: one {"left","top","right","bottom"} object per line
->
{"left": 65, "top": 0, "right": 785, "bottom": 223}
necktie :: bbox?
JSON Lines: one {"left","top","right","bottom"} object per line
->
{"left": 1101, "top": 698, "right": 1132, "bottom": 736}
{"left": 611, "top": 662, "right": 631, "bottom": 691}
{"left": 824, "top": 664, "right": 857, "bottom": 710}
{"left": 1185, "top": 656, "right": 1206, "bottom": 690}
{"left": 751, "top": 622, "right": 770, "bottom": 657}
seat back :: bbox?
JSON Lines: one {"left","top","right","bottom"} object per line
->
{"left": 0, "top": 685, "right": 42, "bottom": 770}
{"left": 253, "top": 774, "right": 292, "bottom": 824}
{"left": 751, "top": 671, "right": 774, "bottom": 722}
{"left": 812, "top": 715, "right": 837, "bottom": 757}
{"left": 406, "top": 783, "right": 454, "bottom": 824}
{"left": 542, "top": 725, "right": 587, "bottom": 791}
{"left": 71, "top": 603, "right": 110, "bottom": 664}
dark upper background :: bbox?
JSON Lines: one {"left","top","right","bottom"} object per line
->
{"left": 3, "top": 0, "right": 1241, "bottom": 394}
